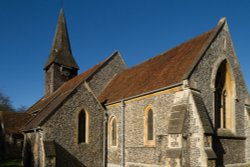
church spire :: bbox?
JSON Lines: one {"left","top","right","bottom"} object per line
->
{"left": 44, "top": 9, "right": 79, "bottom": 96}
{"left": 44, "top": 9, "right": 79, "bottom": 70}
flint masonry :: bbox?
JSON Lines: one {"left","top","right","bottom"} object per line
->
{"left": 21, "top": 9, "right": 250, "bottom": 167}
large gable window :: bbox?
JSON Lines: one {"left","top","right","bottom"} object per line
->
{"left": 214, "top": 60, "right": 235, "bottom": 132}
{"left": 78, "top": 110, "right": 89, "bottom": 144}
{"left": 109, "top": 116, "right": 118, "bottom": 147}
{"left": 144, "top": 106, "right": 155, "bottom": 146}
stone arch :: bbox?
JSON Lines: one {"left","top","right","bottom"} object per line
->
{"left": 108, "top": 115, "right": 118, "bottom": 147}
{"left": 144, "top": 105, "right": 155, "bottom": 146}
{"left": 211, "top": 57, "right": 236, "bottom": 91}
{"left": 212, "top": 59, "right": 236, "bottom": 132}
{"left": 78, "top": 109, "right": 89, "bottom": 144}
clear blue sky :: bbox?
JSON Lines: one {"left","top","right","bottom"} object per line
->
{"left": 0, "top": 0, "right": 249, "bottom": 109}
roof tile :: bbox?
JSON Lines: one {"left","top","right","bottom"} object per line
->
{"left": 24, "top": 59, "right": 105, "bottom": 130}
{"left": 98, "top": 24, "right": 222, "bottom": 104}
{"left": 0, "top": 111, "right": 32, "bottom": 134}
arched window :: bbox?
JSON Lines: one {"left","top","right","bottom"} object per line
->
{"left": 147, "top": 110, "right": 154, "bottom": 140}
{"left": 109, "top": 116, "right": 117, "bottom": 147}
{"left": 144, "top": 107, "right": 155, "bottom": 146}
{"left": 214, "top": 60, "right": 235, "bottom": 131}
{"left": 78, "top": 110, "right": 89, "bottom": 144}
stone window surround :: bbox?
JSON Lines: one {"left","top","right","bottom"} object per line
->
{"left": 108, "top": 115, "right": 118, "bottom": 148}
{"left": 77, "top": 109, "right": 90, "bottom": 144}
{"left": 211, "top": 58, "right": 236, "bottom": 134}
{"left": 144, "top": 105, "right": 156, "bottom": 146}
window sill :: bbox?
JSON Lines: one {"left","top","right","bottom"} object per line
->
{"left": 109, "top": 145, "right": 118, "bottom": 149}
{"left": 144, "top": 145, "right": 156, "bottom": 148}
{"left": 216, "top": 128, "right": 246, "bottom": 139}
{"left": 78, "top": 142, "right": 89, "bottom": 145}
{"left": 144, "top": 142, "right": 156, "bottom": 147}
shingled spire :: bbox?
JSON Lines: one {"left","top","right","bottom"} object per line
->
{"left": 44, "top": 9, "right": 79, "bottom": 96}
{"left": 44, "top": 9, "right": 79, "bottom": 70}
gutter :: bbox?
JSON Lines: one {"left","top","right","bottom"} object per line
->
{"left": 105, "top": 82, "right": 183, "bottom": 166}
{"left": 23, "top": 127, "right": 42, "bottom": 133}
{"left": 102, "top": 82, "right": 183, "bottom": 166}
{"left": 103, "top": 112, "right": 108, "bottom": 167}
{"left": 106, "top": 82, "right": 183, "bottom": 106}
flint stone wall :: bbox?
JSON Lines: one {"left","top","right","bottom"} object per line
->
{"left": 189, "top": 25, "right": 248, "bottom": 164}
{"left": 42, "top": 83, "right": 105, "bottom": 167}
{"left": 106, "top": 89, "right": 177, "bottom": 166}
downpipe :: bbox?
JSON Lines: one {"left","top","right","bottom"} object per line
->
{"left": 103, "top": 112, "right": 108, "bottom": 167}
{"left": 121, "top": 100, "right": 125, "bottom": 167}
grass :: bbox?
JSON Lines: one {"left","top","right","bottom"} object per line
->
{"left": 0, "top": 159, "right": 22, "bottom": 167}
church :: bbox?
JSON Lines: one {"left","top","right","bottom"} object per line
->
{"left": 21, "top": 9, "right": 250, "bottom": 167}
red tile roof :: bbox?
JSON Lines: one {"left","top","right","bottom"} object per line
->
{"left": 24, "top": 55, "right": 109, "bottom": 130}
{"left": 24, "top": 19, "right": 225, "bottom": 130}
{"left": 0, "top": 111, "right": 32, "bottom": 134}
{"left": 98, "top": 21, "right": 224, "bottom": 104}
{"left": 27, "top": 62, "right": 102, "bottom": 114}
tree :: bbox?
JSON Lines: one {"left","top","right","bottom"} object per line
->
{"left": 16, "top": 105, "right": 27, "bottom": 112}
{"left": 0, "top": 91, "right": 14, "bottom": 112}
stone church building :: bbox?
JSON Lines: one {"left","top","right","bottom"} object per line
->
{"left": 21, "top": 9, "right": 250, "bottom": 167}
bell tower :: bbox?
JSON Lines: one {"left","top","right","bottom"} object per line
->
{"left": 44, "top": 9, "right": 79, "bottom": 96}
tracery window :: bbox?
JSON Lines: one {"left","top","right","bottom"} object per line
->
{"left": 214, "top": 60, "right": 235, "bottom": 131}
{"left": 78, "top": 110, "right": 89, "bottom": 143}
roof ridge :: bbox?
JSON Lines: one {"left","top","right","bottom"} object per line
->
{"left": 26, "top": 98, "right": 44, "bottom": 113}
{"left": 27, "top": 51, "right": 113, "bottom": 113}
{"left": 182, "top": 18, "right": 226, "bottom": 79}
{"left": 108, "top": 30, "right": 212, "bottom": 83}
{"left": 121, "top": 30, "right": 215, "bottom": 74}
{"left": 24, "top": 52, "right": 117, "bottom": 130}
{"left": 120, "top": 18, "right": 226, "bottom": 74}
{"left": 85, "top": 50, "right": 122, "bottom": 81}
{"left": 98, "top": 18, "right": 226, "bottom": 104}
{"left": 26, "top": 86, "right": 65, "bottom": 114}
